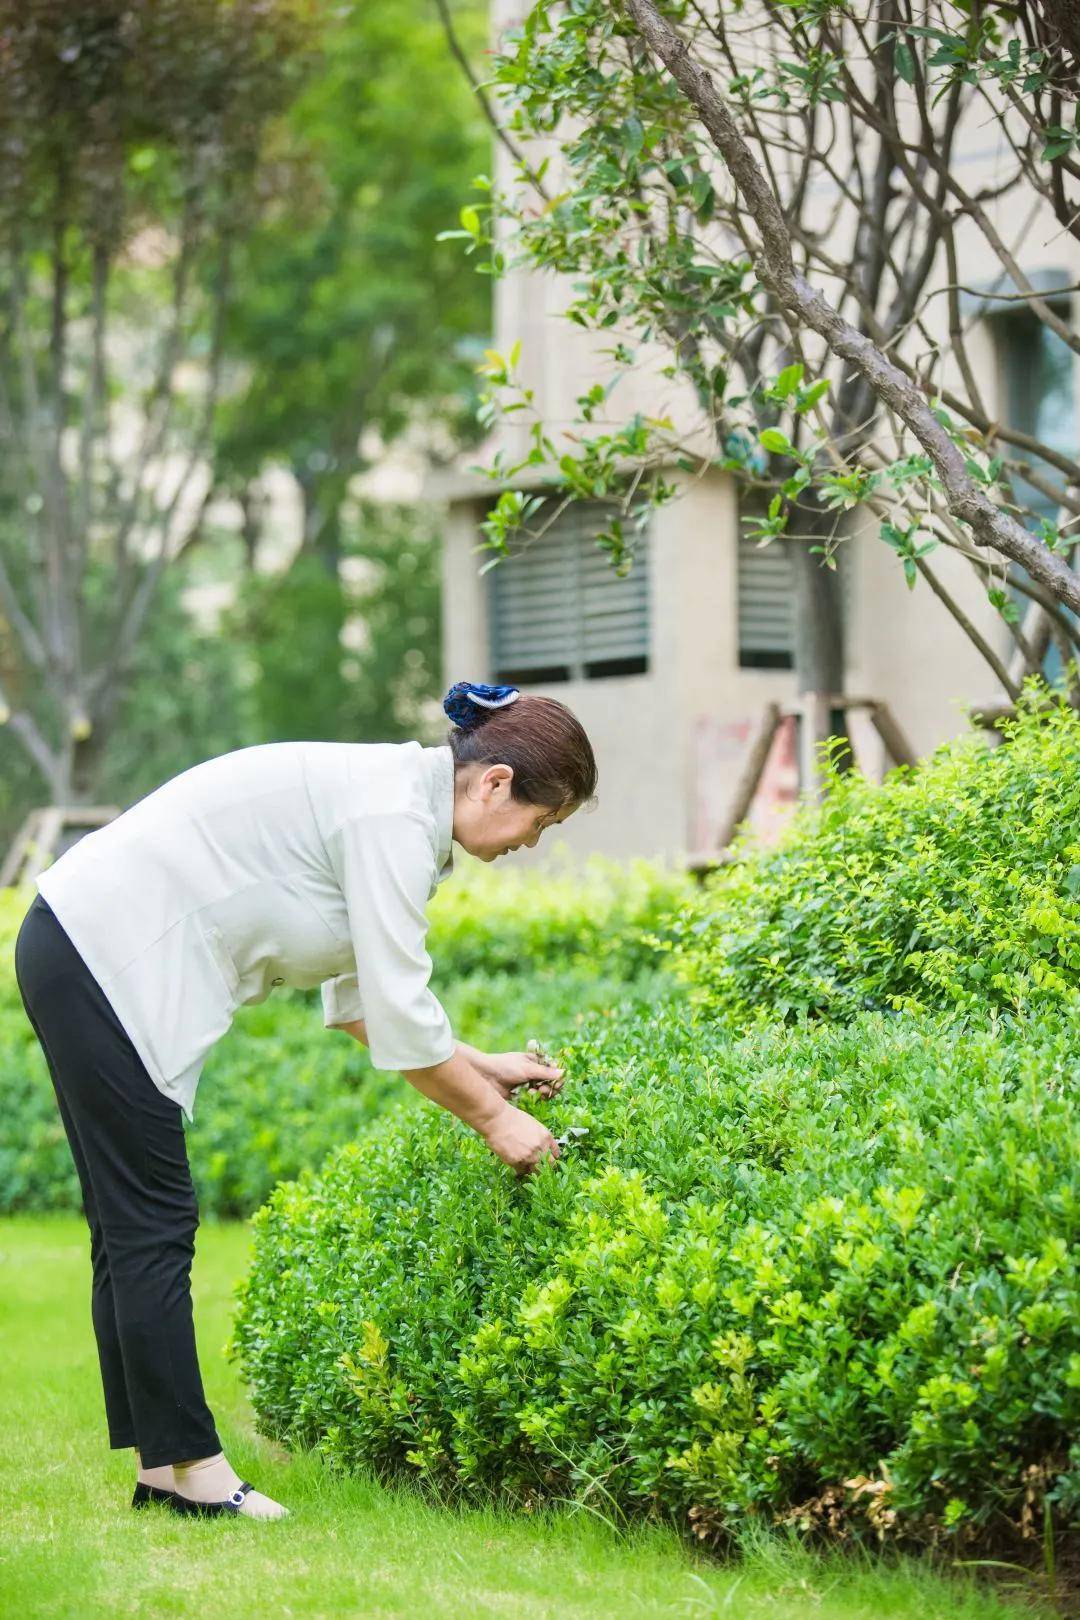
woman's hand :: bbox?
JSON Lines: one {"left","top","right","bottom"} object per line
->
{"left": 474, "top": 1048, "right": 566, "bottom": 1102}
{"left": 481, "top": 1102, "right": 560, "bottom": 1175}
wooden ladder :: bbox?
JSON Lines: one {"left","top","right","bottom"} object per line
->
{"left": 687, "top": 695, "right": 916, "bottom": 876}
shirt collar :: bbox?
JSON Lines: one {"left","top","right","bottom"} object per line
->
{"left": 425, "top": 743, "right": 455, "bottom": 885}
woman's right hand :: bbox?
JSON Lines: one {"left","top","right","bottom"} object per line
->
{"left": 481, "top": 1103, "right": 560, "bottom": 1176}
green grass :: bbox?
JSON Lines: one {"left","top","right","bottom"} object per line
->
{"left": 0, "top": 1215, "right": 1055, "bottom": 1620}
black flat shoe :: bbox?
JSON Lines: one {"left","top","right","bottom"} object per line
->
{"left": 131, "top": 1480, "right": 177, "bottom": 1509}
{"left": 168, "top": 1480, "right": 258, "bottom": 1517}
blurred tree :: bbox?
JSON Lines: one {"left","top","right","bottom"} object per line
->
{"left": 215, "top": 0, "right": 489, "bottom": 579}
{"left": 95, "top": 560, "right": 257, "bottom": 803}
{"left": 228, "top": 499, "right": 441, "bottom": 745}
{"left": 0, "top": 551, "right": 256, "bottom": 847}
{"left": 0, "top": 0, "right": 308, "bottom": 808}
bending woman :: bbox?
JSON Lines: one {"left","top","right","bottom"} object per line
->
{"left": 14, "top": 680, "right": 596, "bottom": 1522}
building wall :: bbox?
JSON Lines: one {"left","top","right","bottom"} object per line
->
{"left": 443, "top": 494, "right": 688, "bottom": 863}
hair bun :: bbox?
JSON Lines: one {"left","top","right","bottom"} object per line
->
{"left": 443, "top": 680, "right": 521, "bottom": 731}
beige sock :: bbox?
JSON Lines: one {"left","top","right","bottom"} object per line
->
{"left": 134, "top": 1449, "right": 175, "bottom": 1489}
{"left": 173, "top": 1451, "right": 289, "bottom": 1519}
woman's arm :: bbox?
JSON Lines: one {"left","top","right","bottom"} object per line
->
{"left": 334, "top": 1017, "right": 369, "bottom": 1044}
{"left": 335, "top": 1019, "right": 563, "bottom": 1098}
{"left": 401, "top": 1049, "right": 558, "bottom": 1174}
{"left": 331, "top": 1017, "right": 557, "bottom": 1173}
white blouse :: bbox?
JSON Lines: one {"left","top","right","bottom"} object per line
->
{"left": 36, "top": 739, "right": 457, "bottom": 1123}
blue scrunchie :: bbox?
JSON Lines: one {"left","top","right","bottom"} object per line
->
{"left": 443, "top": 680, "right": 521, "bottom": 731}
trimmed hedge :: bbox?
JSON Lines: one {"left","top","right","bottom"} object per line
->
{"left": 228, "top": 997, "right": 1080, "bottom": 1547}
{"left": 664, "top": 701, "right": 1080, "bottom": 1023}
{"left": 0, "top": 874, "right": 674, "bottom": 1217}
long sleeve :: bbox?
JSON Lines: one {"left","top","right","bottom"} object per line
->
{"left": 321, "top": 809, "right": 454, "bottom": 1071}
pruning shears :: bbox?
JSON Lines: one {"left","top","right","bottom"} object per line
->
{"left": 554, "top": 1125, "right": 590, "bottom": 1150}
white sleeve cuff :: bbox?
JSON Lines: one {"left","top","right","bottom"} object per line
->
{"left": 321, "top": 972, "right": 366, "bottom": 1027}
{"left": 366, "top": 1023, "right": 456, "bottom": 1073}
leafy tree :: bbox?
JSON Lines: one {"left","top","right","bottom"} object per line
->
{"left": 215, "top": 0, "right": 490, "bottom": 576}
{"left": 95, "top": 559, "right": 257, "bottom": 802}
{"left": 0, "top": 542, "right": 257, "bottom": 848}
{"left": 451, "top": 0, "right": 1080, "bottom": 771}
{"left": 0, "top": 0, "right": 307, "bottom": 805}
{"left": 227, "top": 499, "right": 442, "bottom": 745}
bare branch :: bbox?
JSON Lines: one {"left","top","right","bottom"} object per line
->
{"left": 0, "top": 549, "right": 47, "bottom": 671}
{"left": 0, "top": 678, "right": 58, "bottom": 784}
{"left": 433, "top": 0, "right": 552, "bottom": 202}
{"left": 912, "top": 557, "right": 1018, "bottom": 700}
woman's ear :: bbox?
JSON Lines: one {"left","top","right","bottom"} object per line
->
{"left": 481, "top": 763, "right": 514, "bottom": 801}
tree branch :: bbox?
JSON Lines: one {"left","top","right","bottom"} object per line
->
{"left": 433, "top": 0, "right": 552, "bottom": 201}
{"left": 619, "top": 0, "right": 1080, "bottom": 616}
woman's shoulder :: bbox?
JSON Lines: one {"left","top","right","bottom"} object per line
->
{"left": 301, "top": 739, "right": 435, "bottom": 831}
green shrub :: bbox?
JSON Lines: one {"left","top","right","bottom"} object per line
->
{"left": 428, "top": 850, "right": 691, "bottom": 979}
{"left": 665, "top": 702, "right": 1080, "bottom": 1023}
{"left": 0, "top": 884, "right": 671, "bottom": 1216}
{"left": 185, "top": 966, "right": 670, "bottom": 1219}
{"left": 0, "top": 1016, "right": 84, "bottom": 1212}
{"left": 227, "top": 998, "right": 1080, "bottom": 1547}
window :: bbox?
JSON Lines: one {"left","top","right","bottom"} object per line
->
{"left": 737, "top": 533, "right": 795, "bottom": 669}
{"left": 736, "top": 497, "right": 851, "bottom": 674}
{"left": 487, "top": 498, "right": 650, "bottom": 683}
{"left": 996, "top": 303, "right": 1075, "bottom": 523}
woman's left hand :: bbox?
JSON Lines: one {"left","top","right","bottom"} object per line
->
{"left": 475, "top": 1049, "right": 565, "bottom": 1101}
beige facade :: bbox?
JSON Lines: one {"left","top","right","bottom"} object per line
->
{"left": 437, "top": 2, "right": 1080, "bottom": 868}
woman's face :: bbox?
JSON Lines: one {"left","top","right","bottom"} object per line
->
{"left": 452, "top": 763, "right": 578, "bottom": 861}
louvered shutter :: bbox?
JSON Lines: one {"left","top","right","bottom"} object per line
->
{"left": 488, "top": 499, "right": 650, "bottom": 682}
{"left": 737, "top": 534, "right": 794, "bottom": 669}
{"left": 579, "top": 519, "right": 650, "bottom": 675}
{"left": 488, "top": 519, "right": 578, "bottom": 681}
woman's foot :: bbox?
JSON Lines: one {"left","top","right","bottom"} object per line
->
{"left": 172, "top": 1451, "right": 289, "bottom": 1520}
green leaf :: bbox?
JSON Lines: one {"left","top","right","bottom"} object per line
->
{"left": 799, "top": 379, "right": 831, "bottom": 411}
{"left": 775, "top": 362, "right": 803, "bottom": 398}
{"left": 894, "top": 40, "right": 916, "bottom": 84}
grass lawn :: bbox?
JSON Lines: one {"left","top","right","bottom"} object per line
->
{"left": 0, "top": 1214, "right": 1056, "bottom": 1620}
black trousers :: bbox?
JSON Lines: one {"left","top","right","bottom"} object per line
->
{"left": 14, "top": 892, "right": 222, "bottom": 1469}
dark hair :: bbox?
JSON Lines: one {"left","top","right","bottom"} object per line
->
{"left": 443, "top": 682, "right": 597, "bottom": 810}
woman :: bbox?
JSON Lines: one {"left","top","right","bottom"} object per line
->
{"left": 14, "top": 679, "right": 596, "bottom": 1522}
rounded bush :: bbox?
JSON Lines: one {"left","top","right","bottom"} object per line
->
{"left": 227, "top": 998, "right": 1080, "bottom": 1546}
{"left": 666, "top": 701, "right": 1080, "bottom": 1023}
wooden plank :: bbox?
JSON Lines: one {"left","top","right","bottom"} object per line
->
{"left": 870, "top": 701, "right": 918, "bottom": 767}
{"left": 1, "top": 804, "right": 120, "bottom": 888}
{"left": 796, "top": 693, "right": 833, "bottom": 801}
{"left": 686, "top": 847, "right": 738, "bottom": 880}
{"left": 21, "top": 808, "right": 63, "bottom": 885}
{"left": 0, "top": 810, "right": 44, "bottom": 889}
{"left": 714, "top": 701, "right": 782, "bottom": 850}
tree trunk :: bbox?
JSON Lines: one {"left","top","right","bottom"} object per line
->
{"left": 1033, "top": 0, "right": 1080, "bottom": 73}
{"left": 239, "top": 481, "right": 264, "bottom": 573}
{"left": 790, "top": 511, "right": 850, "bottom": 793}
